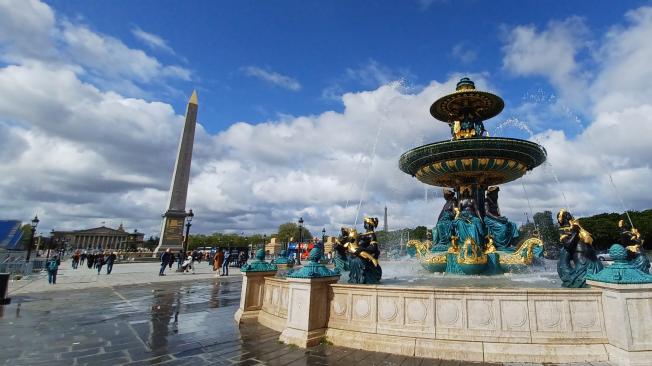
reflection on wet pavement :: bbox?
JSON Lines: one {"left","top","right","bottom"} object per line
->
{"left": 0, "top": 276, "right": 607, "bottom": 366}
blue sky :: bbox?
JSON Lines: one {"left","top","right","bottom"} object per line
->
{"left": 48, "top": 0, "right": 645, "bottom": 134}
{"left": 2, "top": 0, "right": 652, "bottom": 236}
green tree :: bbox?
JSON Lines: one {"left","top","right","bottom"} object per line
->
{"left": 144, "top": 236, "right": 159, "bottom": 251}
{"left": 276, "top": 222, "right": 312, "bottom": 244}
{"left": 19, "top": 224, "right": 33, "bottom": 250}
{"left": 411, "top": 226, "right": 428, "bottom": 241}
{"left": 533, "top": 211, "right": 559, "bottom": 259}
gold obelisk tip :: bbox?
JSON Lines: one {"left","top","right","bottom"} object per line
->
{"left": 188, "top": 90, "right": 198, "bottom": 105}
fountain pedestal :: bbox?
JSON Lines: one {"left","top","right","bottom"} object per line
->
{"left": 589, "top": 281, "right": 652, "bottom": 366}
{"left": 279, "top": 276, "right": 340, "bottom": 347}
{"left": 235, "top": 270, "right": 278, "bottom": 324}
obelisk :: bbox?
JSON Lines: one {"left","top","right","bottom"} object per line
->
{"left": 155, "top": 90, "right": 198, "bottom": 254}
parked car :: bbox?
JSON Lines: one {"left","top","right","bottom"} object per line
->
{"left": 597, "top": 251, "right": 611, "bottom": 261}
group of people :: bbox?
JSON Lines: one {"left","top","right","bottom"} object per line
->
{"left": 69, "top": 250, "right": 117, "bottom": 274}
{"left": 158, "top": 248, "right": 251, "bottom": 276}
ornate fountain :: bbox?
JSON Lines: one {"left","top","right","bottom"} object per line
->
{"left": 400, "top": 78, "right": 547, "bottom": 274}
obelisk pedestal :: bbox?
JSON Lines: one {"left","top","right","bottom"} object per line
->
{"left": 155, "top": 91, "right": 198, "bottom": 254}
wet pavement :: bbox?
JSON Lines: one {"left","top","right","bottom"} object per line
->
{"left": 0, "top": 277, "right": 610, "bottom": 366}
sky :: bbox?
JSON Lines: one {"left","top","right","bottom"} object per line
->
{"left": 1, "top": 0, "right": 652, "bottom": 238}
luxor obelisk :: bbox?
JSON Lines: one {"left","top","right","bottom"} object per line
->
{"left": 155, "top": 90, "right": 198, "bottom": 254}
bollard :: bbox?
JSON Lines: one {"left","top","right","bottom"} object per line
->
{"left": 0, "top": 273, "right": 10, "bottom": 305}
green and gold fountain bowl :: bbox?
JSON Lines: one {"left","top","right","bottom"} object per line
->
{"left": 399, "top": 137, "right": 547, "bottom": 187}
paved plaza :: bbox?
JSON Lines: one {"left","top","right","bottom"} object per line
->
{"left": 0, "top": 267, "right": 613, "bottom": 366}
{"left": 8, "top": 260, "right": 233, "bottom": 295}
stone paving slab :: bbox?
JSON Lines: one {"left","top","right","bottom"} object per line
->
{"left": 0, "top": 277, "right": 612, "bottom": 365}
{"left": 8, "top": 259, "right": 243, "bottom": 295}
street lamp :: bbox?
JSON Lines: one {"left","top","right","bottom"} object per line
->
{"left": 183, "top": 209, "right": 194, "bottom": 254}
{"left": 297, "top": 217, "right": 304, "bottom": 265}
{"left": 48, "top": 229, "right": 54, "bottom": 260}
{"left": 322, "top": 227, "right": 326, "bottom": 247}
{"left": 262, "top": 234, "right": 267, "bottom": 251}
{"left": 26, "top": 215, "right": 39, "bottom": 262}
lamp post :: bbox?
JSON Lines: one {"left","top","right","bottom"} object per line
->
{"left": 262, "top": 234, "right": 267, "bottom": 251}
{"left": 322, "top": 227, "right": 326, "bottom": 249}
{"left": 297, "top": 217, "right": 304, "bottom": 265}
{"left": 183, "top": 209, "right": 194, "bottom": 254}
{"left": 26, "top": 215, "right": 39, "bottom": 262}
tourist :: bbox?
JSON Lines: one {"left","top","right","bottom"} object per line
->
{"left": 72, "top": 251, "right": 80, "bottom": 269}
{"left": 168, "top": 252, "right": 175, "bottom": 270}
{"left": 213, "top": 249, "right": 224, "bottom": 276}
{"left": 159, "top": 249, "right": 172, "bottom": 276}
{"left": 87, "top": 252, "right": 95, "bottom": 269}
{"left": 222, "top": 250, "right": 230, "bottom": 276}
{"left": 106, "top": 251, "right": 117, "bottom": 274}
{"left": 80, "top": 251, "right": 86, "bottom": 266}
{"left": 176, "top": 250, "right": 183, "bottom": 270}
{"left": 46, "top": 255, "right": 60, "bottom": 285}
{"left": 96, "top": 252, "right": 105, "bottom": 274}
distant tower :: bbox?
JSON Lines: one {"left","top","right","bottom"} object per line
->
{"left": 384, "top": 206, "right": 388, "bottom": 232}
{"left": 155, "top": 91, "right": 198, "bottom": 254}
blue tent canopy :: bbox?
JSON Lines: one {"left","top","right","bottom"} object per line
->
{"left": 0, "top": 220, "right": 24, "bottom": 250}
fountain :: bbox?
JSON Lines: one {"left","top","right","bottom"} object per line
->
{"left": 236, "top": 78, "right": 652, "bottom": 365}
{"left": 400, "top": 78, "right": 546, "bottom": 274}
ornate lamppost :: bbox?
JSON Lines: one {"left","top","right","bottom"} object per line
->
{"left": 262, "top": 234, "right": 266, "bottom": 251}
{"left": 297, "top": 217, "right": 304, "bottom": 265}
{"left": 322, "top": 228, "right": 326, "bottom": 246}
{"left": 26, "top": 215, "right": 39, "bottom": 262}
{"left": 183, "top": 209, "right": 194, "bottom": 254}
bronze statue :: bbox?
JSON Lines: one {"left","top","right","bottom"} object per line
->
{"left": 484, "top": 186, "right": 520, "bottom": 250}
{"left": 619, "top": 219, "right": 650, "bottom": 273}
{"left": 432, "top": 188, "right": 457, "bottom": 251}
{"left": 453, "top": 186, "right": 485, "bottom": 251}
{"left": 556, "top": 209, "right": 603, "bottom": 288}
{"left": 345, "top": 217, "right": 382, "bottom": 284}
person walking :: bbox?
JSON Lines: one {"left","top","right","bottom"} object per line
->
{"left": 168, "top": 251, "right": 175, "bottom": 270}
{"left": 87, "top": 253, "right": 95, "bottom": 269}
{"left": 80, "top": 251, "right": 86, "bottom": 266}
{"left": 160, "top": 249, "right": 172, "bottom": 276}
{"left": 46, "top": 255, "right": 60, "bottom": 285}
{"left": 222, "top": 250, "right": 230, "bottom": 276}
{"left": 106, "top": 252, "right": 117, "bottom": 274}
{"left": 176, "top": 250, "right": 183, "bottom": 270}
{"left": 96, "top": 252, "right": 105, "bottom": 275}
{"left": 213, "top": 250, "right": 224, "bottom": 276}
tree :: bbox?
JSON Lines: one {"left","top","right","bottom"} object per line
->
{"left": 144, "top": 236, "right": 158, "bottom": 251}
{"left": 411, "top": 226, "right": 428, "bottom": 241}
{"left": 19, "top": 224, "right": 32, "bottom": 250}
{"left": 533, "top": 211, "right": 559, "bottom": 259}
{"left": 276, "top": 222, "right": 312, "bottom": 243}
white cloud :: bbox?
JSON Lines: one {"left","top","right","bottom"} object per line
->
{"left": 322, "top": 59, "right": 416, "bottom": 101}
{"left": 2, "top": 0, "right": 652, "bottom": 240}
{"left": 502, "top": 16, "right": 590, "bottom": 109}
{"left": 131, "top": 26, "right": 175, "bottom": 54}
{"left": 243, "top": 66, "right": 301, "bottom": 91}
{"left": 451, "top": 43, "right": 477, "bottom": 64}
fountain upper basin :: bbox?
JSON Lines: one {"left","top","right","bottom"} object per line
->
{"left": 399, "top": 137, "right": 547, "bottom": 186}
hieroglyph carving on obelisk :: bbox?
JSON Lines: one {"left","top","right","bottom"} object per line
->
{"left": 155, "top": 91, "right": 198, "bottom": 254}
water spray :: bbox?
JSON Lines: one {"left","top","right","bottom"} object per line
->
{"left": 608, "top": 173, "right": 635, "bottom": 229}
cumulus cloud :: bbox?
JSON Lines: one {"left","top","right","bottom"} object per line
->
{"left": 322, "top": 59, "right": 416, "bottom": 101}
{"left": 131, "top": 26, "right": 175, "bottom": 54}
{"left": 2, "top": 0, "right": 652, "bottom": 239}
{"left": 242, "top": 66, "right": 301, "bottom": 91}
{"left": 502, "top": 16, "right": 591, "bottom": 109}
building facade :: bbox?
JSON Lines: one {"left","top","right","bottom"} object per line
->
{"left": 53, "top": 224, "right": 145, "bottom": 251}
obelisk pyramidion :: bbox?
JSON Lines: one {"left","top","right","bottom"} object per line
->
{"left": 155, "top": 90, "right": 198, "bottom": 254}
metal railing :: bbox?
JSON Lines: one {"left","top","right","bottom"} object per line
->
{"left": 0, "top": 258, "right": 46, "bottom": 276}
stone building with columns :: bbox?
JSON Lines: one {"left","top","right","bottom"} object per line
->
{"left": 52, "top": 224, "right": 144, "bottom": 251}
